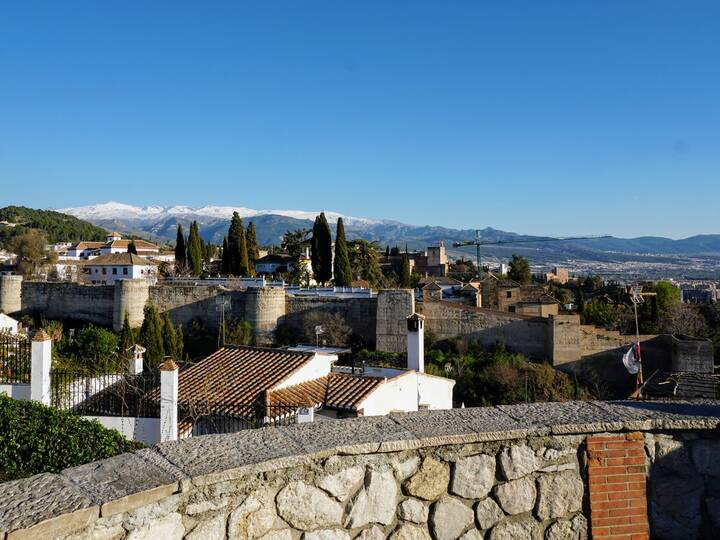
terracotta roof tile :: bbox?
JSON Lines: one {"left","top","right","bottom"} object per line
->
{"left": 267, "top": 373, "right": 384, "bottom": 411}
{"left": 176, "top": 345, "right": 316, "bottom": 407}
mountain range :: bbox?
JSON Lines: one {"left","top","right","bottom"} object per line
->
{"left": 58, "top": 202, "right": 720, "bottom": 277}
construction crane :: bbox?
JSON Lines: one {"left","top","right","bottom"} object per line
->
{"left": 452, "top": 231, "right": 611, "bottom": 279}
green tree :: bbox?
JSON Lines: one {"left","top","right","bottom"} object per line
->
{"left": 186, "top": 221, "right": 203, "bottom": 275}
{"left": 7, "top": 231, "right": 49, "bottom": 277}
{"left": 281, "top": 228, "right": 309, "bottom": 257}
{"left": 73, "top": 325, "right": 119, "bottom": 369}
{"left": 348, "top": 239, "right": 384, "bottom": 287}
{"left": 118, "top": 312, "right": 135, "bottom": 361}
{"left": 582, "top": 298, "right": 619, "bottom": 329}
{"left": 246, "top": 222, "right": 259, "bottom": 275}
{"left": 127, "top": 241, "right": 138, "bottom": 255}
{"left": 648, "top": 281, "right": 680, "bottom": 316}
{"left": 226, "top": 212, "right": 249, "bottom": 276}
{"left": 311, "top": 213, "right": 333, "bottom": 285}
{"left": 507, "top": 254, "right": 531, "bottom": 284}
{"left": 575, "top": 288, "right": 585, "bottom": 314}
{"left": 333, "top": 217, "right": 352, "bottom": 287}
{"left": 400, "top": 255, "right": 412, "bottom": 288}
{"left": 174, "top": 224, "right": 187, "bottom": 272}
{"left": 138, "top": 304, "right": 164, "bottom": 368}
{"left": 583, "top": 275, "right": 603, "bottom": 292}
{"left": 161, "top": 313, "right": 183, "bottom": 362}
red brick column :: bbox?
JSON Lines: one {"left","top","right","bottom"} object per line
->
{"left": 587, "top": 433, "right": 649, "bottom": 540}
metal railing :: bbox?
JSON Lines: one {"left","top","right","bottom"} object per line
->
{"left": 50, "top": 368, "right": 161, "bottom": 418}
{"left": 0, "top": 332, "right": 31, "bottom": 384}
{"left": 179, "top": 400, "right": 300, "bottom": 436}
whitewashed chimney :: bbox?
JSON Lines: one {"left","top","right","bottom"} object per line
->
{"left": 127, "top": 344, "right": 146, "bottom": 375}
{"left": 406, "top": 313, "right": 425, "bottom": 373}
{"left": 160, "top": 357, "right": 179, "bottom": 442}
{"left": 31, "top": 329, "right": 52, "bottom": 405}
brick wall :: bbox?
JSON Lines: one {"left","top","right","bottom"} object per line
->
{"left": 587, "top": 433, "right": 649, "bottom": 539}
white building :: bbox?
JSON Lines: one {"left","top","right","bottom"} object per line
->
{"left": 85, "top": 253, "right": 158, "bottom": 285}
{"left": 0, "top": 313, "right": 19, "bottom": 335}
{"left": 60, "top": 233, "right": 160, "bottom": 261}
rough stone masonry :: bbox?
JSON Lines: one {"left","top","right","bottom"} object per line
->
{"left": 2, "top": 400, "right": 720, "bottom": 539}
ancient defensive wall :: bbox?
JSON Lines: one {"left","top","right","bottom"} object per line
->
{"left": 2, "top": 400, "right": 720, "bottom": 539}
{"left": 1, "top": 277, "right": 704, "bottom": 395}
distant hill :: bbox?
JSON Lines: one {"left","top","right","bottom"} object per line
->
{"left": 52, "top": 202, "right": 720, "bottom": 279}
{"left": 58, "top": 201, "right": 720, "bottom": 255}
{"left": 0, "top": 206, "right": 107, "bottom": 247}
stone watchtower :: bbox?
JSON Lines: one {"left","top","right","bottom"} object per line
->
{"left": 113, "top": 279, "right": 150, "bottom": 331}
{"left": 245, "top": 287, "right": 286, "bottom": 346}
{"left": 0, "top": 274, "right": 23, "bottom": 315}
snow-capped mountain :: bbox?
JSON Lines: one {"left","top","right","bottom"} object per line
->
{"left": 58, "top": 201, "right": 381, "bottom": 228}
{"left": 53, "top": 201, "right": 720, "bottom": 280}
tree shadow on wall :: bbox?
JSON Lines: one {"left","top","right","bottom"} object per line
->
{"left": 645, "top": 431, "right": 720, "bottom": 539}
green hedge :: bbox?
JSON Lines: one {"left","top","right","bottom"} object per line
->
{"left": 0, "top": 394, "right": 143, "bottom": 482}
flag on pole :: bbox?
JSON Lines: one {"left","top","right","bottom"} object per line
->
{"left": 622, "top": 342, "right": 642, "bottom": 374}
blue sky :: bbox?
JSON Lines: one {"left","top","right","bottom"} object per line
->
{"left": 1, "top": 2, "right": 719, "bottom": 238}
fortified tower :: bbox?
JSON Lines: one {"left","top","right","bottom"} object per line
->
{"left": 0, "top": 274, "right": 22, "bottom": 315}
{"left": 245, "top": 287, "right": 286, "bottom": 346}
{"left": 113, "top": 279, "right": 150, "bottom": 331}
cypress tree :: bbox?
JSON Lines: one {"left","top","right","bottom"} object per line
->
{"left": 175, "top": 224, "right": 187, "bottom": 271}
{"left": 161, "top": 313, "right": 179, "bottom": 362}
{"left": 246, "top": 222, "right": 259, "bottom": 276}
{"left": 118, "top": 311, "right": 135, "bottom": 361}
{"left": 227, "top": 212, "right": 245, "bottom": 276}
{"left": 174, "top": 323, "right": 184, "bottom": 362}
{"left": 221, "top": 236, "right": 230, "bottom": 275}
{"left": 127, "top": 241, "right": 138, "bottom": 255}
{"left": 311, "top": 213, "right": 333, "bottom": 285}
{"left": 333, "top": 217, "right": 352, "bottom": 287}
{"left": 139, "top": 304, "right": 164, "bottom": 368}
{"left": 187, "top": 221, "right": 203, "bottom": 275}
{"left": 238, "top": 226, "right": 250, "bottom": 276}
{"left": 400, "top": 255, "right": 412, "bottom": 288}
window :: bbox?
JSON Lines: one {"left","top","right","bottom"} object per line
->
{"left": 102, "top": 268, "right": 106, "bottom": 275}
{"left": 509, "top": 306, "right": 516, "bottom": 313}
{"left": 506, "top": 291, "right": 512, "bottom": 298}
{"left": 94, "top": 269, "right": 98, "bottom": 274}
{"left": 123, "top": 268, "right": 128, "bottom": 275}
{"left": 112, "top": 268, "right": 117, "bottom": 275}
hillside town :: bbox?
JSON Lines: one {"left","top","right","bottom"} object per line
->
{"left": 2, "top": 205, "right": 720, "bottom": 539}
{"left": 3, "top": 2, "right": 720, "bottom": 539}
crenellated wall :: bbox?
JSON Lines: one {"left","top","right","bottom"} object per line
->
{"left": 2, "top": 400, "right": 720, "bottom": 540}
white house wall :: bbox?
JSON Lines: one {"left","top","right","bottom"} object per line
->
{"left": 416, "top": 373, "right": 455, "bottom": 410}
{"left": 83, "top": 416, "right": 161, "bottom": 445}
{"left": 0, "top": 384, "right": 31, "bottom": 400}
{"left": 357, "top": 373, "right": 419, "bottom": 416}
{"left": 272, "top": 353, "right": 333, "bottom": 390}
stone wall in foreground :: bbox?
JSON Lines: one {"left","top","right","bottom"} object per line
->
{"left": 2, "top": 400, "right": 720, "bottom": 540}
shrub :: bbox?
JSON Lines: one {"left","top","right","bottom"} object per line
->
{"left": 0, "top": 394, "right": 142, "bottom": 482}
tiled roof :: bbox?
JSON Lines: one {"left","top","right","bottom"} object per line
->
{"left": 267, "top": 373, "right": 384, "bottom": 411}
{"left": 72, "top": 241, "right": 104, "bottom": 250}
{"left": 176, "top": 345, "right": 316, "bottom": 407}
{"left": 86, "top": 253, "right": 158, "bottom": 266}
{"left": 108, "top": 239, "right": 159, "bottom": 251}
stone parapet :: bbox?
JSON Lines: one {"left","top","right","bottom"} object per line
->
{"left": 2, "top": 400, "right": 720, "bottom": 539}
